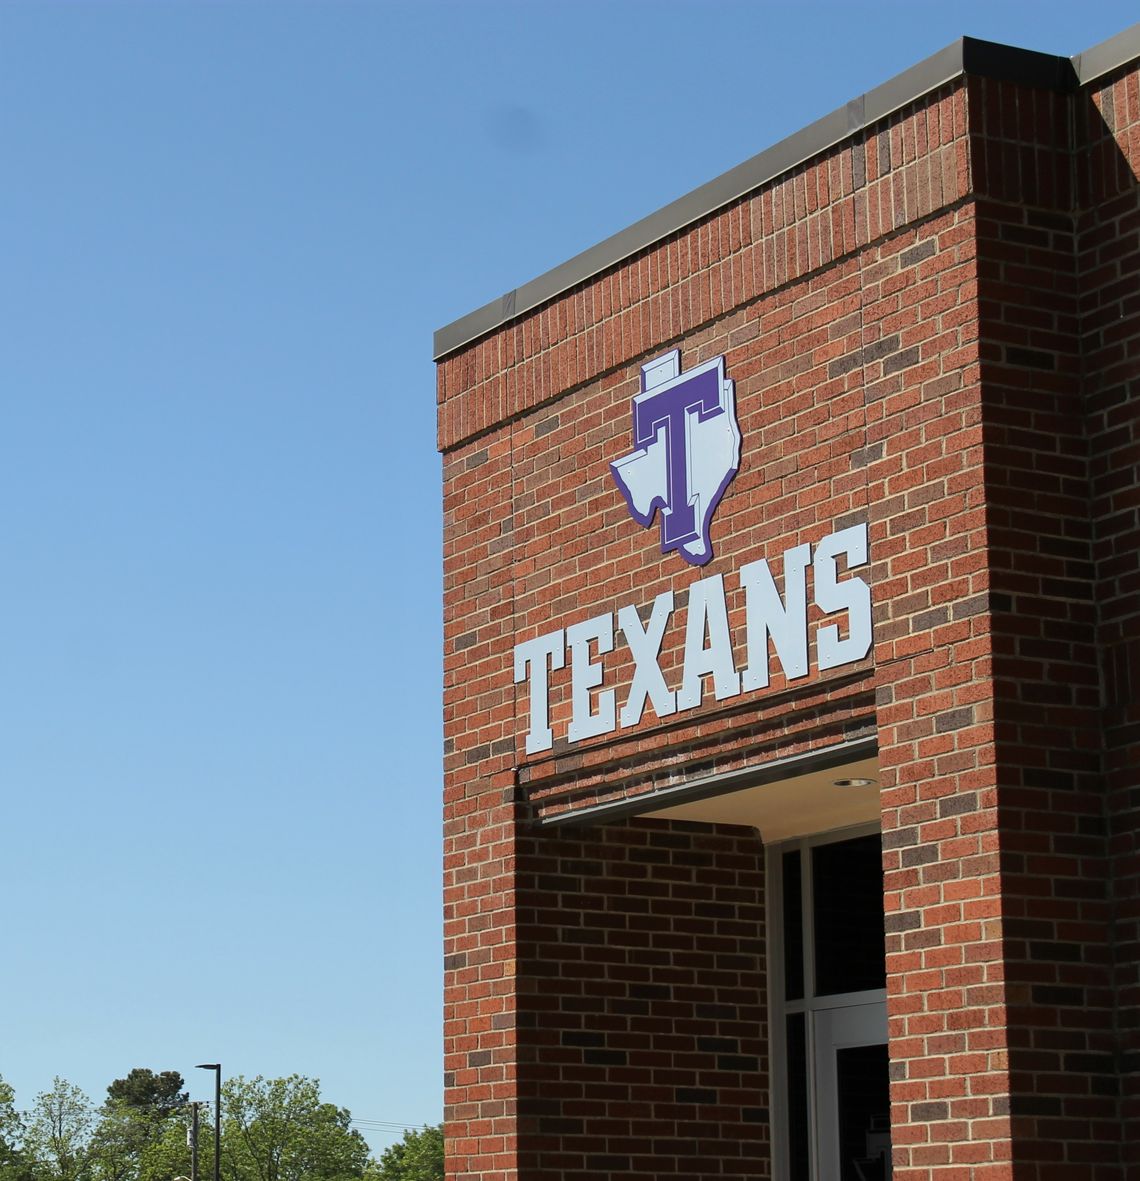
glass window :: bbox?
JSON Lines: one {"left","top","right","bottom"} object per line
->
{"left": 782, "top": 849, "right": 804, "bottom": 1001}
{"left": 811, "top": 833, "right": 886, "bottom": 996}
{"left": 785, "top": 1013, "right": 809, "bottom": 1181}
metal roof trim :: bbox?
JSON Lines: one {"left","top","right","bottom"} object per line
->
{"left": 1072, "top": 21, "right": 1140, "bottom": 86}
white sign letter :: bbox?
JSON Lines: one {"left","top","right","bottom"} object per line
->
{"left": 678, "top": 573, "right": 741, "bottom": 711}
{"left": 814, "top": 523, "right": 872, "bottom": 670}
{"left": 513, "top": 630, "right": 566, "bottom": 754}
{"left": 740, "top": 541, "right": 812, "bottom": 691}
{"left": 618, "top": 591, "right": 677, "bottom": 728}
{"left": 566, "top": 614, "right": 616, "bottom": 743}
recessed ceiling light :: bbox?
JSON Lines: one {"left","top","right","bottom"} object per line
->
{"left": 833, "top": 777, "right": 876, "bottom": 788}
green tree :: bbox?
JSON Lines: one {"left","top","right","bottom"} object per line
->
{"left": 0, "top": 1077, "right": 32, "bottom": 1181}
{"left": 89, "top": 1105, "right": 163, "bottom": 1181}
{"left": 104, "top": 1073, "right": 186, "bottom": 1118}
{"left": 370, "top": 1126, "right": 442, "bottom": 1181}
{"left": 23, "top": 1080, "right": 94, "bottom": 1181}
{"left": 90, "top": 1068, "right": 190, "bottom": 1181}
{"left": 85, "top": 1072, "right": 190, "bottom": 1181}
{"left": 221, "top": 1076, "right": 368, "bottom": 1181}
{"left": 133, "top": 1114, "right": 202, "bottom": 1181}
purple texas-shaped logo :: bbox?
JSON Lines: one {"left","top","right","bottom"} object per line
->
{"left": 610, "top": 349, "right": 741, "bottom": 567}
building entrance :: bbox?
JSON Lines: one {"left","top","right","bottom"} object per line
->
{"left": 773, "top": 829, "right": 890, "bottom": 1181}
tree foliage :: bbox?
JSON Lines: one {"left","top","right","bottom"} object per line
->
{"left": 23, "top": 1080, "right": 94, "bottom": 1181}
{"left": 0, "top": 1077, "right": 32, "bottom": 1181}
{"left": 1, "top": 1071, "right": 437, "bottom": 1181}
{"left": 370, "top": 1127, "right": 442, "bottom": 1181}
{"left": 104, "top": 1073, "right": 186, "bottom": 1119}
{"left": 222, "top": 1076, "right": 369, "bottom": 1181}
{"left": 90, "top": 1072, "right": 189, "bottom": 1181}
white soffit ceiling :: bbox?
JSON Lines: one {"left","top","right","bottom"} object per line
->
{"left": 644, "top": 756, "right": 881, "bottom": 843}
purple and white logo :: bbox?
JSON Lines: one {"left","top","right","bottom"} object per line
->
{"left": 610, "top": 350, "right": 741, "bottom": 567}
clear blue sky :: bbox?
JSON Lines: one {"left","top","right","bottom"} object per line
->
{"left": 1, "top": 0, "right": 1134, "bottom": 1153}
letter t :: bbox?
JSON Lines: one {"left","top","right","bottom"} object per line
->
{"left": 513, "top": 630, "right": 566, "bottom": 754}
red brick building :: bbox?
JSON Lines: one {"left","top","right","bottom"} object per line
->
{"left": 435, "top": 25, "right": 1139, "bottom": 1181}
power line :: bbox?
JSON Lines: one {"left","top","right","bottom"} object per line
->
{"left": 349, "top": 1119, "right": 436, "bottom": 1131}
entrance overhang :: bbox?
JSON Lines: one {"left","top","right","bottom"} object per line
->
{"left": 537, "top": 735, "right": 879, "bottom": 841}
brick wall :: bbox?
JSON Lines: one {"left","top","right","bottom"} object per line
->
{"left": 514, "top": 819, "right": 767, "bottom": 1181}
{"left": 439, "top": 45, "right": 1140, "bottom": 1181}
{"left": 959, "top": 63, "right": 1139, "bottom": 1179}
{"left": 971, "top": 73, "right": 1115, "bottom": 1175}
{"left": 1077, "top": 63, "right": 1140, "bottom": 1172}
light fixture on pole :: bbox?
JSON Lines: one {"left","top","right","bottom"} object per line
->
{"left": 195, "top": 1063, "right": 221, "bottom": 1181}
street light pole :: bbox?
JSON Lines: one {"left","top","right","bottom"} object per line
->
{"left": 195, "top": 1064, "right": 221, "bottom": 1181}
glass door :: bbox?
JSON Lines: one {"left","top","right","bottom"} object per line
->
{"left": 771, "top": 828, "right": 890, "bottom": 1181}
{"left": 813, "top": 1002, "right": 890, "bottom": 1181}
